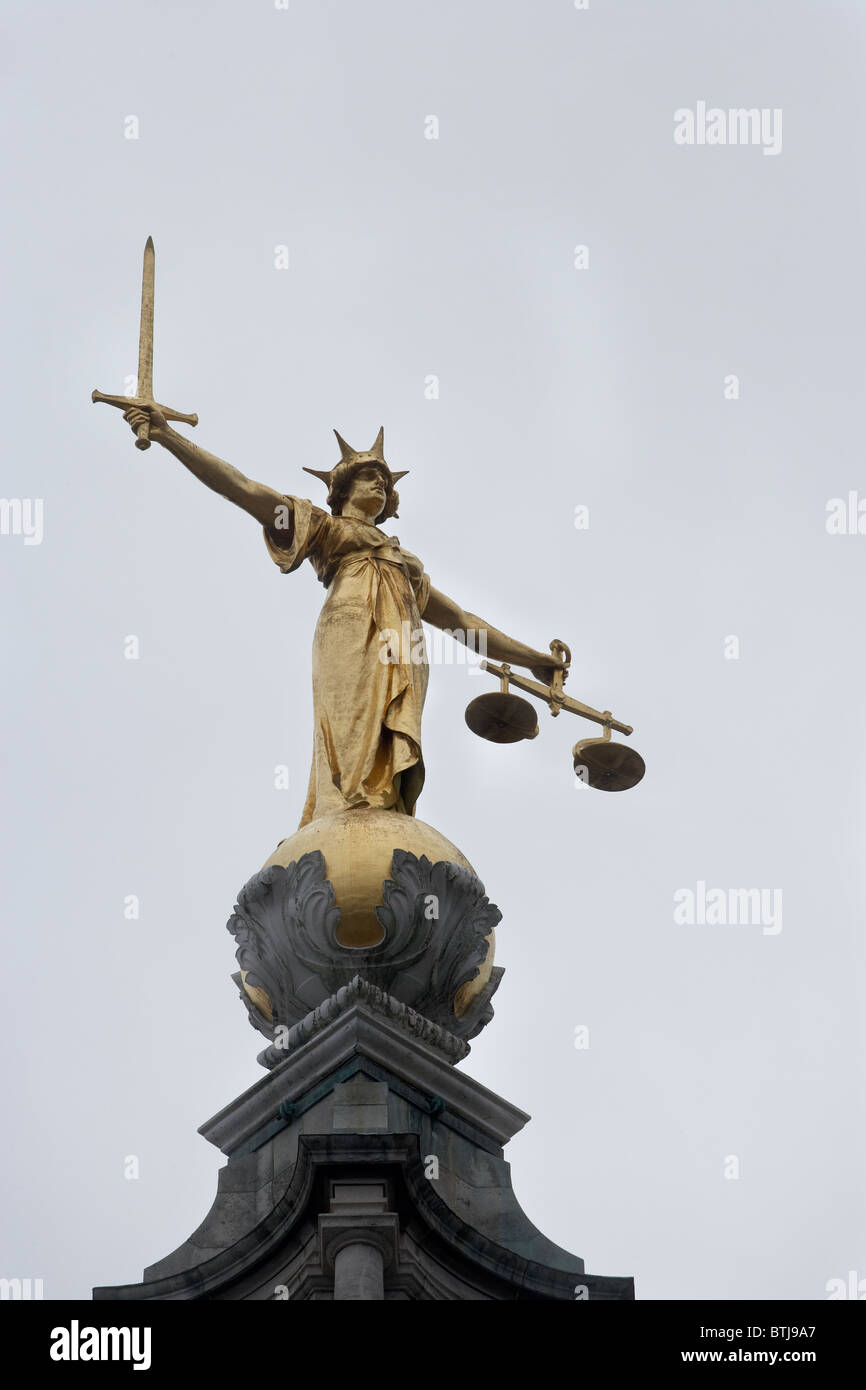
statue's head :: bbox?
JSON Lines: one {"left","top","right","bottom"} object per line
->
{"left": 303, "top": 428, "right": 407, "bottom": 525}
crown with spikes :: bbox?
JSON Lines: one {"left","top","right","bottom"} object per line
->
{"left": 303, "top": 427, "right": 408, "bottom": 521}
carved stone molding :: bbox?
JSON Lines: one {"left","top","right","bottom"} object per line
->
{"left": 249, "top": 975, "right": 471, "bottom": 1070}
{"left": 227, "top": 849, "right": 503, "bottom": 1050}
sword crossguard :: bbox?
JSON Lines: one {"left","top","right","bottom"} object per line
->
{"left": 91, "top": 390, "right": 199, "bottom": 452}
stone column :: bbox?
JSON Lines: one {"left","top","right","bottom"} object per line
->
{"left": 333, "top": 1241, "right": 385, "bottom": 1300}
{"left": 319, "top": 1179, "right": 399, "bottom": 1301}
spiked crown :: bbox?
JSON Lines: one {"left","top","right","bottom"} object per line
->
{"left": 303, "top": 427, "right": 408, "bottom": 523}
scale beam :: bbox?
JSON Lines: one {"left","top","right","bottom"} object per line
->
{"left": 479, "top": 660, "right": 633, "bottom": 737}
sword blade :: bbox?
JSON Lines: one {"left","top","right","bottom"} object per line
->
{"left": 137, "top": 236, "right": 155, "bottom": 400}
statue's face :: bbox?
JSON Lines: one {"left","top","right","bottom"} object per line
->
{"left": 346, "top": 464, "right": 388, "bottom": 519}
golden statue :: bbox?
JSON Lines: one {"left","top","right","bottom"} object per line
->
{"left": 92, "top": 240, "right": 642, "bottom": 836}
{"left": 92, "top": 238, "right": 643, "bottom": 1010}
{"left": 117, "top": 408, "right": 567, "bottom": 828}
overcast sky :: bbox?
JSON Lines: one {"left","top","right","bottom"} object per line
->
{"left": 2, "top": 0, "right": 865, "bottom": 1300}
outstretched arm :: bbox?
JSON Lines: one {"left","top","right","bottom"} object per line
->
{"left": 122, "top": 406, "right": 287, "bottom": 529}
{"left": 423, "top": 585, "right": 565, "bottom": 685}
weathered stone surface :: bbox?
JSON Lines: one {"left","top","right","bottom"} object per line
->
{"left": 228, "top": 850, "right": 503, "bottom": 1052}
{"left": 332, "top": 1078, "right": 389, "bottom": 1130}
{"left": 251, "top": 974, "right": 470, "bottom": 1070}
{"left": 94, "top": 985, "right": 634, "bottom": 1302}
{"left": 198, "top": 989, "right": 530, "bottom": 1157}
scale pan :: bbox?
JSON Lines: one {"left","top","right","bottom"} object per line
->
{"left": 573, "top": 740, "right": 646, "bottom": 791}
{"left": 465, "top": 692, "right": 539, "bottom": 744}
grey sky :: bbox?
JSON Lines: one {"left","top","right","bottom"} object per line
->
{"left": 2, "top": 0, "right": 864, "bottom": 1299}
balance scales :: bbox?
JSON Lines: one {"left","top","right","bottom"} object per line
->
{"left": 465, "top": 640, "right": 645, "bottom": 792}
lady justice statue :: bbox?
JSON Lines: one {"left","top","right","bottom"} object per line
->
{"left": 119, "top": 408, "right": 566, "bottom": 828}
{"left": 93, "top": 238, "right": 641, "bottom": 1046}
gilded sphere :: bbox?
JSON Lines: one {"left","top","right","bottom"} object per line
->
{"left": 244, "top": 807, "right": 495, "bottom": 1019}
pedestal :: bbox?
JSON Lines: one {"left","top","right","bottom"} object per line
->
{"left": 94, "top": 977, "right": 633, "bottom": 1301}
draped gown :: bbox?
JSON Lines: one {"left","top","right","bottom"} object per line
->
{"left": 263, "top": 497, "right": 431, "bottom": 829}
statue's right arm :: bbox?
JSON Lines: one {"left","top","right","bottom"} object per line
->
{"left": 123, "top": 408, "right": 288, "bottom": 530}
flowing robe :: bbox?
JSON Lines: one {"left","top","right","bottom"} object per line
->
{"left": 263, "top": 498, "right": 431, "bottom": 829}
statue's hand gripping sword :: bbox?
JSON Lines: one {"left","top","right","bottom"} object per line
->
{"left": 91, "top": 236, "right": 198, "bottom": 450}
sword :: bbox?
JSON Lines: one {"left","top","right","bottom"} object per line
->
{"left": 91, "top": 236, "right": 198, "bottom": 450}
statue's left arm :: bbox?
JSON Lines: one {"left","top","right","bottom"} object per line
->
{"left": 422, "top": 585, "right": 565, "bottom": 685}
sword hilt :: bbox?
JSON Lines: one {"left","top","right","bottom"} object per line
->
{"left": 135, "top": 417, "right": 151, "bottom": 452}
{"left": 91, "top": 391, "right": 199, "bottom": 450}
